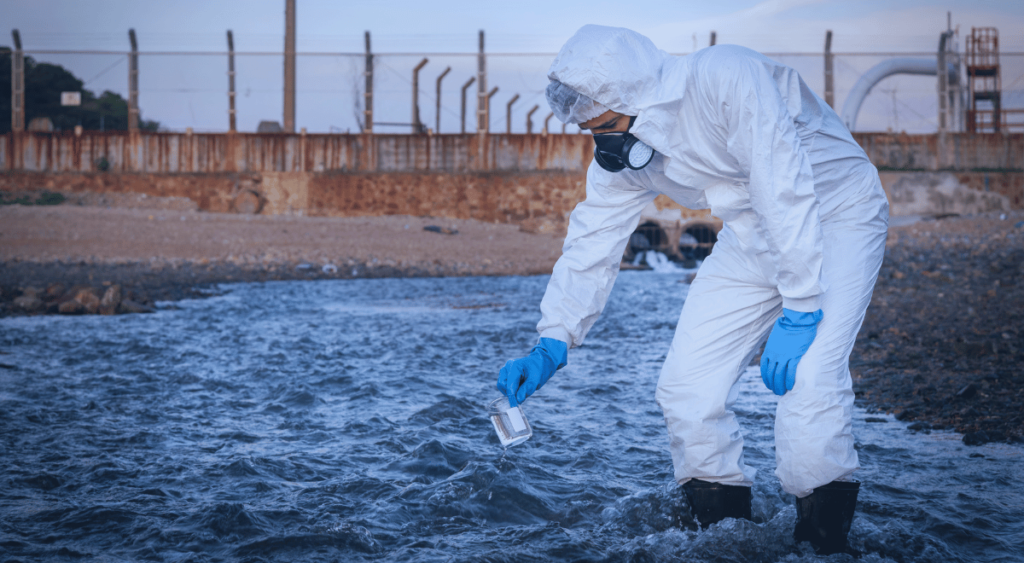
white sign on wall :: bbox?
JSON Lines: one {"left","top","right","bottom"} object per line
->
{"left": 61, "top": 91, "right": 82, "bottom": 106}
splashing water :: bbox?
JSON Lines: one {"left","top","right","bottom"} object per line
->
{"left": 633, "top": 250, "right": 699, "bottom": 274}
{"left": 0, "top": 273, "right": 1021, "bottom": 562}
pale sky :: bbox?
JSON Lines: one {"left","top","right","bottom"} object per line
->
{"left": 3, "top": 0, "right": 1023, "bottom": 133}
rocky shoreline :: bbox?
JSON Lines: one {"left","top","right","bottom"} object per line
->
{"left": 850, "top": 211, "right": 1024, "bottom": 446}
{"left": 2, "top": 207, "right": 1022, "bottom": 446}
{"left": 0, "top": 257, "right": 515, "bottom": 318}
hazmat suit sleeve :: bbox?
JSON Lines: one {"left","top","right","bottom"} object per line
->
{"left": 537, "top": 164, "right": 657, "bottom": 348}
{"left": 716, "top": 53, "right": 826, "bottom": 312}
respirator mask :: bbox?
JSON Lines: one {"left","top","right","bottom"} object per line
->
{"left": 592, "top": 116, "right": 655, "bottom": 173}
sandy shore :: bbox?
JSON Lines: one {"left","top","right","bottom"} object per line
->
{"left": 0, "top": 205, "right": 564, "bottom": 277}
{"left": 2, "top": 202, "right": 1022, "bottom": 444}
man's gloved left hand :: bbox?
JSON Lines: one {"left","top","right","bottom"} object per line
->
{"left": 760, "top": 308, "right": 823, "bottom": 396}
{"left": 496, "top": 338, "right": 568, "bottom": 407}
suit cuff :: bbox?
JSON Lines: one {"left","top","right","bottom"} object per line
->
{"left": 782, "top": 294, "right": 822, "bottom": 313}
{"left": 539, "top": 327, "right": 573, "bottom": 348}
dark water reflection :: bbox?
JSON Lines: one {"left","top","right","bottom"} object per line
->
{"left": 1, "top": 273, "right": 1021, "bottom": 562}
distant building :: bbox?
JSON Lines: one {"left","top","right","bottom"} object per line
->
{"left": 257, "top": 120, "right": 283, "bottom": 133}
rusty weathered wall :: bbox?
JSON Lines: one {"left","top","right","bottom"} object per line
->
{"left": 0, "top": 132, "right": 595, "bottom": 174}
{"left": 0, "top": 171, "right": 242, "bottom": 212}
{"left": 307, "top": 172, "right": 586, "bottom": 225}
{"left": 879, "top": 170, "right": 1024, "bottom": 215}
{"left": 852, "top": 133, "right": 1023, "bottom": 171}
{"left": 3, "top": 131, "right": 1021, "bottom": 174}
{"left": 0, "top": 170, "right": 589, "bottom": 225}
{"left": 2, "top": 131, "right": 1021, "bottom": 224}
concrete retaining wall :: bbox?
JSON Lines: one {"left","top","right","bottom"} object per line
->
{"left": 2, "top": 131, "right": 1021, "bottom": 225}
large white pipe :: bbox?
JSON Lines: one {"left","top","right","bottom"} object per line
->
{"left": 841, "top": 58, "right": 959, "bottom": 131}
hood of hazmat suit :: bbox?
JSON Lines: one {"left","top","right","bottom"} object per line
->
{"left": 538, "top": 25, "right": 882, "bottom": 349}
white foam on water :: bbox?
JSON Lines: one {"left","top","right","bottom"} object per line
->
{"left": 633, "top": 250, "right": 699, "bottom": 274}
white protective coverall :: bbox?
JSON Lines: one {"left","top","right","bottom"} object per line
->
{"left": 538, "top": 26, "right": 889, "bottom": 498}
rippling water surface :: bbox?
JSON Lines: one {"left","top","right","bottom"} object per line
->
{"left": 1, "top": 273, "right": 1022, "bottom": 562}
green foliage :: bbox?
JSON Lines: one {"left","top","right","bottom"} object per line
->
{"left": 1, "top": 47, "right": 160, "bottom": 133}
{"left": 0, "top": 191, "right": 66, "bottom": 206}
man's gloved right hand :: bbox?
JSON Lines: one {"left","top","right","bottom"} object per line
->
{"left": 496, "top": 338, "right": 567, "bottom": 407}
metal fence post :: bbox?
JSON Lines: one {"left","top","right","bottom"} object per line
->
{"left": 435, "top": 66, "right": 451, "bottom": 133}
{"left": 460, "top": 76, "right": 475, "bottom": 133}
{"left": 824, "top": 30, "right": 834, "bottom": 109}
{"left": 526, "top": 104, "right": 539, "bottom": 134}
{"left": 506, "top": 94, "right": 519, "bottom": 133}
{"left": 412, "top": 58, "right": 429, "bottom": 133}
{"left": 486, "top": 87, "right": 499, "bottom": 132}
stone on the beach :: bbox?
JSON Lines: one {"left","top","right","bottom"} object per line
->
{"left": 13, "top": 294, "right": 43, "bottom": 312}
{"left": 956, "top": 383, "right": 979, "bottom": 399}
{"left": 962, "top": 431, "right": 990, "bottom": 446}
{"left": 100, "top": 285, "right": 123, "bottom": 315}
{"left": 119, "top": 299, "right": 155, "bottom": 314}
{"left": 21, "top": 286, "right": 42, "bottom": 299}
{"left": 74, "top": 288, "right": 101, "bottom": 314}
{"left": 58, "top": 300, "right": 85, "bottom": 315}
{"left": 423, "top": 225, "right": 458, "bottom": 235}
{"left": 45, "top": 283, "right": 66, "bottom": 299}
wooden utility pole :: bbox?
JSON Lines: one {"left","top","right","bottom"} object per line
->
{"left": 128, "top": 29, "right": 139, "bottom": 131}
{"left": 227, "top": 30, "right": 236, "bottom": 132}
{"left": 364, "top": 31, "right": 373, "bottom": 133}
{"left": 283, "top": 0, "right": 296, "bottom": 132}
{"left": 10, "top": 29, "right": 24, "bottom": 132}
{"left": 477, "top": 30, "right": 487, "bottom": 134}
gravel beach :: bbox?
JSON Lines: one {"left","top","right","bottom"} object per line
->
{"left": 1, "top": 203, "right": 1021, "bottom": 444}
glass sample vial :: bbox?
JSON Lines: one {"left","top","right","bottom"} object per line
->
{"left": 488, "top": 397, "right": 532, "bottom": 447}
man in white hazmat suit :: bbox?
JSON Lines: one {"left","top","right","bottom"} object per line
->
{"left": 496, "top": 25, "right": 888, "bottom": 555}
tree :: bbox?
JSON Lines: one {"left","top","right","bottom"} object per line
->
{"left": 1, "top": 47, "right": 159, "bottom": 133}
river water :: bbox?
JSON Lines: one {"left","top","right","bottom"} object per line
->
{"left": 1, "top": 272, "right": 1021, "bottom": 562}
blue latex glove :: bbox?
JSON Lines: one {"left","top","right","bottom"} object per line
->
{"left": 496, "top": 338, "right": 568, "bottom": 407}
{"left": 760, "top": 308, "right": 823, "bottom": 396}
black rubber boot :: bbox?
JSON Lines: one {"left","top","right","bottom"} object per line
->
{"left": 794, "top": 481, "right": 860, "bottom": 555}
{"left": 682, "top": 479, "right": 752, "bottom": 528}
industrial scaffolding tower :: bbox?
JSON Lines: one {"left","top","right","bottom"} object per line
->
{"left": 965, "top": 27, "right": 1001, "bottom": 133}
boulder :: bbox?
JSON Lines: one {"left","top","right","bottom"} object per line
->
{"left": 20, "top": 286, "right": 42, "bottom": 300}
{"left": 962, "top": 431, "right": 990, "bottom": 446}
{"left": 100, "top": 285, "right": 122, "bottom": 315}
{"left": 58, "top": 300, "right": 85, "bottom": 315}
{"left": 45, "top": 283, "right": 67, "bottom": 299}
{"left": 119, "top": 299, "right": 155, "bottom": 314}
{"left": 74, "top": 288, "right": 101, "bottom": 314}
{"left": 518, "top": 217, "right": 564, "bottom": 235}
{"left": 13, "top": 295, "right": 43, "bottom": 312}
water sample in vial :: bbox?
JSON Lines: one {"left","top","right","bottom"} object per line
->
{"left": 488, "top": 396, "right": 532, "bottom": 447}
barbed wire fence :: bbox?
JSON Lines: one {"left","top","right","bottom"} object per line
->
{"left": 9, "top": 47, "right": 1024, "bottom": 135}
